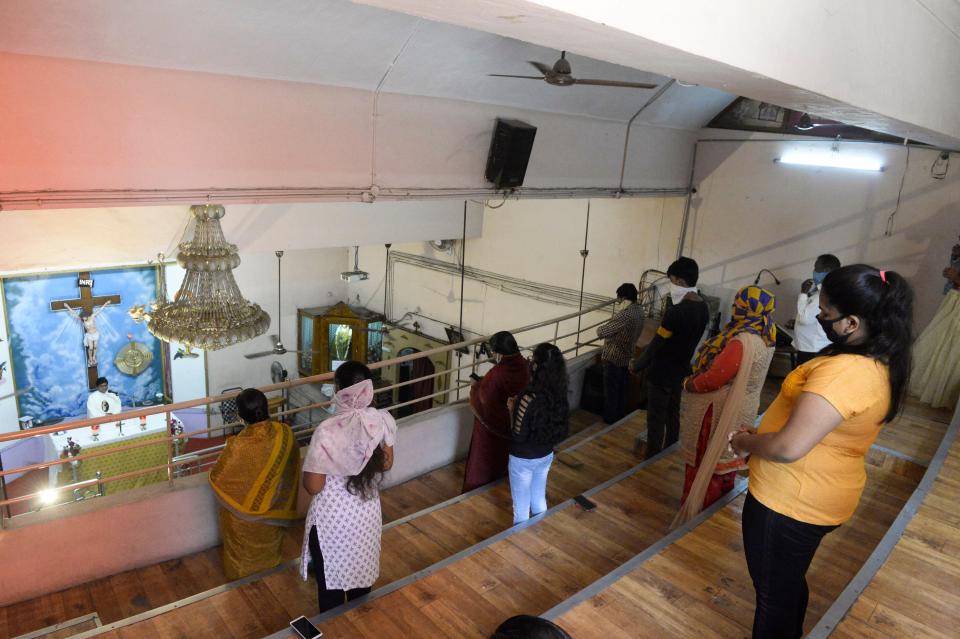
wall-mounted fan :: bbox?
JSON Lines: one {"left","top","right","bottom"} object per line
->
{"left": 270, "top": 361, "right": 288, "bottom": 384}
{"left": 489, "top": 51, "right": 658, "bottom": 89}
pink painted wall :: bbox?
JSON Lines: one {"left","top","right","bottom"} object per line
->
{"left": 0, "top": 52, "right": 374, "bottom": 192}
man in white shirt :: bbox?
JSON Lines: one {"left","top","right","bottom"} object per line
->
{"left": 87, "top": 376, "right": 121, "bottom": 418}
{"left": 793, "top": 254, "right": 841, "bottom": 365}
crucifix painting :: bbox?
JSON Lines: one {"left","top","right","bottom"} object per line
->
{"left": 4, "top": 266, "right": 165, "bottom": 423}
{"left": 49, "top": 272, "right": 122, "bottom": 389}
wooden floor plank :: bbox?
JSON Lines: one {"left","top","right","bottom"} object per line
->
{"left": 553, "top": 399, "right": 948, "bottom": 639}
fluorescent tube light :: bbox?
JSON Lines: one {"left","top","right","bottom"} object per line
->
{"left": 777, "top": 150, "right": 884, "bottom": 172}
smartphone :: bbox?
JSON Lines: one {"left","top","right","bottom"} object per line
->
{"left": 573, "top": 494, "right": 597, "bottom": 511}
{"left": 290, "top": 616, "right": 323, "bottom": 639}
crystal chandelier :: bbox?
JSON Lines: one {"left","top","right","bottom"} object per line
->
{"left": 147, "top": 204, "right": 270, "bottom": 350}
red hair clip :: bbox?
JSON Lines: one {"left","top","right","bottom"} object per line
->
{"left": 879, "top": 270, "right": 889, "bottom": 284}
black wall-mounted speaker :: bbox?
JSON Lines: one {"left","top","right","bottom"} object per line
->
{"left": 484, "top": 118, "right": 537, "bottom": 189}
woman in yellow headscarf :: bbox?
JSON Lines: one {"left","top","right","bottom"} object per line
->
{"left": 209, "top": 388, "right": 300, "bottom": 580}
{"left": 674, "top": 286, "right": 777, "bottom": 525}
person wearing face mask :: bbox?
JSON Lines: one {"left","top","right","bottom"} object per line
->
{"left": 630, "top": 257, "right": 710, "bottom": 459}
{"left": 793, "top": 254, "right": 841, "bottom": 366}
{"left": 596, "top": 283, "right": 644, "bottom": 424}
{"left": 505, "top": 343, "right": 569, "bottom": 524}
{"left": 463, "top": 331, "right": 530, "bottom": 493}
{"left": 208, "top": 388, "right": 300, "bottom": 580}
{"left": 730, "top": 265, "right": 914, "bottom": 639}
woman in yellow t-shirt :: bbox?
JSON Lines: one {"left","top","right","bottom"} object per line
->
{"left": 730, "top": 265, "right": 914, "bottom": 639}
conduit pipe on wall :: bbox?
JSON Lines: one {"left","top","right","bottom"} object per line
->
{"left": 0, "top": 186, "right": 689, "bottom": 211}
{"left": 618, "top": 78, "right": 678, "bottom": 194}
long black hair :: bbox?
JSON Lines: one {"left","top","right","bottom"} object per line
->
{"left": 334, "top": 360, "right": 388, "bottom": 500}
{"left": 517, "top": 343, "right": 569, "bottom": 445}
{"left": 820, "top": 264, "right": 914, "bottom": 422}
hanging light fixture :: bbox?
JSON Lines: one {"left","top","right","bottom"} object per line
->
{"left": 147, "top": 204, "right": 270, "bottom": 350}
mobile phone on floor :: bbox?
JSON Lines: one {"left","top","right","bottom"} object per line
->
{"left": 290, "top": 616, "right": 323, "bottom": 639}
{"left": 573, "top": 494, "right": 597, "bottom": 511}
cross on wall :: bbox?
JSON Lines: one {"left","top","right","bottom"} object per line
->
{"left": 49, "top": 272, "right": 121, "bottom": 389}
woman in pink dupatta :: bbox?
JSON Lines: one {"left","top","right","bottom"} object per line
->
{"left": 301, "top": 361, "right": 397, "bottom": 612}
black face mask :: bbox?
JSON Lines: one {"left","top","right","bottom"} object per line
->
{"left": 817, "top": 315, "right": 850, "bottom": 344}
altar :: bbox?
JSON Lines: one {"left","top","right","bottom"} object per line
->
{"left": 43, "top": 412, "right": 180, "bottom": 493}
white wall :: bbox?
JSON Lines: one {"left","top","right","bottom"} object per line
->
{"left": 204, "top": 248, "right": 349, "bottom": 395}
{"left": 685, "top": 133, "right": 960, "bottom": 332}
{"left": 348, "top": 196, "right": 685, "bottom": 350}
{"left": 0, "top": 200, "right": 484, "bottom": 275}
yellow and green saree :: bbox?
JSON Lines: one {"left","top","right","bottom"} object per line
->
{"left": 209, "top": 420, "right": 300, "bottom": 580}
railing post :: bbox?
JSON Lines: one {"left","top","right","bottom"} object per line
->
{"left": 95, "top": 470, "right": 104, "bottom": 497}
{"left": 165, "top": 410, "right": 174, "bottom": 487}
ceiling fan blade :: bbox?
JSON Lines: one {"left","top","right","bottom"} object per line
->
{"left": 528, "top": 61, "right": 554, "bottom": 76}
{"left": 573, "top": 78, "right": 658, "bottom": 89}
{"left": 488, "top": 74, "right": 546, "bottom": 80}
{"left": 244, "top": 350, "right": 276, "bottom": 359}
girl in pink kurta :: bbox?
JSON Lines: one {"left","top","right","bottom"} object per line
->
{"left": 300, "top": 361, "right": 397, "bottom": 612}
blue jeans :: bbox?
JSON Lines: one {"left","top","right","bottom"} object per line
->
{"left": 508, "top": 453, "right": 554, "bottom": 524}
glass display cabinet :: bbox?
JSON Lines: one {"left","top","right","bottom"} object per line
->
{"left": 297, "top": 302, "right": 384, "bottom": 376}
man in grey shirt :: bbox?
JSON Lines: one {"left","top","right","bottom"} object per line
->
{"left": 597, "top": 283, "right": 644, "bottom": 424}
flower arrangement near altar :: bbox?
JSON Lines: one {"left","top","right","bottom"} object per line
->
{"left": 61, "top": 437, "right": 82, "bottom": 458}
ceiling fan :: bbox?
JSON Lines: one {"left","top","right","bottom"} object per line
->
{"left": 489, "top": 51, "right": 658, "bottom": 89}
{"left": 245, "top": 251, "right": 322, "bottom": 360}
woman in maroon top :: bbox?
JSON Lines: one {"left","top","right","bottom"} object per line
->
{"left": 463, "top": 331, "right": 529, "bottom": 493}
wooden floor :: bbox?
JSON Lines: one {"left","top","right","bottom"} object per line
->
{"left": 3, "top": 387, "right": 952, "bottom": 639}
{"left": 0, "top": 409, "right": 611, "bottom": 638}
{"left": 291, "top": 444, "right": 686, "bottom": 638}
{"left": 832, "top": 418, "right": 960, "bottom": 639}
{"left": 551, "top": 399, "right": 951, "bottom": 639}
{"left": 554, "top": 462, "right": 918, "bottom": 638}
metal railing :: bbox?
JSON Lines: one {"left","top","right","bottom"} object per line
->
{"left": 0, "top": 298, "right": 625, "bottom": 523}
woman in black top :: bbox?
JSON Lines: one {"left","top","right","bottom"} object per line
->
{"left": 507, "top": 343, "right": 569, "bottom": 524}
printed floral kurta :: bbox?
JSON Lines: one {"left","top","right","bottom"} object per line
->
{"left": 300, "top": 475, "right": 382, "bottom": 590}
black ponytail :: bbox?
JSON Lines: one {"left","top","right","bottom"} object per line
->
{"left": 820, "top": 265, "right": 914, "bottom": 422}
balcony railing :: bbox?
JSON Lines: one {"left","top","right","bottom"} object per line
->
{"left": 0, "top": 298, "right": 627, "bottom": 524}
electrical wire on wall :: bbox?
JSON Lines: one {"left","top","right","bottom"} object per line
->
{"left": 575, "top": 201, "right": 590, "bottom": 357}
{"left": 885, "top": 144, "right": 911, "bottom": 237}
{"left": 457, "top": 201, "right": 466, "bottom": 400}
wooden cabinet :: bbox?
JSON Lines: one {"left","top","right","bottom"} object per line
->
{"left": 297, "top": 302, "right": 384, "bottom": 377}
